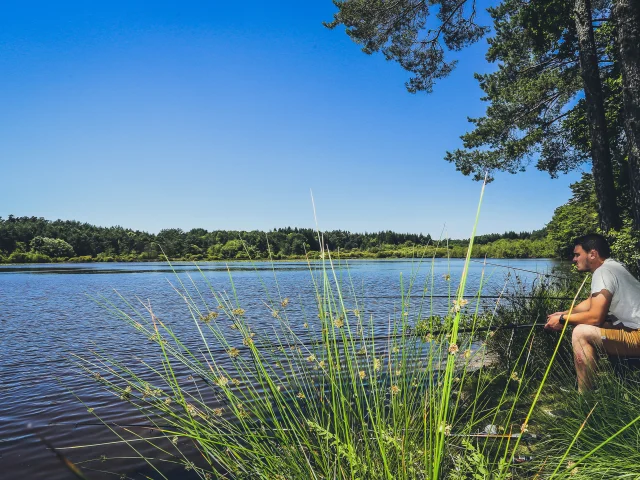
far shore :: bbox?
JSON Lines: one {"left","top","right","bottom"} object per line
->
{"left": 0, "top": 255, "right": 560, "bottom": 266}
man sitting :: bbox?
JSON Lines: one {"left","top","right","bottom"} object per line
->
{"left": 544, "top": 234, "right": 640, "bottom": 391}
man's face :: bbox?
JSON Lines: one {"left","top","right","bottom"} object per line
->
{"left": 573, "top": 245, "right": 591, "bottom": 272}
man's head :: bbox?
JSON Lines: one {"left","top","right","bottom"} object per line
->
{"left": 573, "top": 234, "right": 610, "bottom": 272}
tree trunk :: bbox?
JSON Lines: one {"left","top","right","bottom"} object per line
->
{"left": 574, "top": 0, "right": 621, "bottom": 231}
{"left": 614, "top": 0, "right": 640, "bottom": 230}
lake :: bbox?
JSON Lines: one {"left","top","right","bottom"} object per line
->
{"left": 0, "top": 258, "right": 560, "bottom": 479}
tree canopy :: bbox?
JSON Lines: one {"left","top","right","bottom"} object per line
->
{"left": 329, "top": 0, "right": 640, "bottom": 236}
{"left": 325, "top": 0, "right": 489, "bottom": 93}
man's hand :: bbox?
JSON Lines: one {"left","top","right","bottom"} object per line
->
{"left": 544, "top": 314, "right": 563, "bottom": 332}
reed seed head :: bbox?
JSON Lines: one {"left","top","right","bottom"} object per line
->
{"left": 373, "top": 357, "right": 382, "bottom": 371}
{"left": 120, "top": 385, "right": 132, "bottom": 401}
{"left": 451, "top": 299, "right": 469, "bottom": 313}
{"left": 200, "top": 311, "right": 219, "bottom": 323}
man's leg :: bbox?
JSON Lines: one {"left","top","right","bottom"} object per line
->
{"left": 571, "top": 324, "right": 603, "bottom": 392}
{"left": 599, "top": 327, "right": 640, "bottom": 356}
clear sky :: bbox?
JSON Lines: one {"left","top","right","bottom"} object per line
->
{"left": 0, "top": 1, "right": 584, "bottom": 239}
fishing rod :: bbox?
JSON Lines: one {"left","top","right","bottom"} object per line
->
{"left": 356, "top": 294, "right": 576, "bottom": 300}
{"left": 47, "top": 422, "right": 173, "bottom": 430}
{"left": 453, "top": 432, "right": 540, "bottom": 440}
{"left": 255, "top": 320, "right": 548, "bottom": 351}
{"left": 468, "top": 258, "right": 574, "bottom": 280}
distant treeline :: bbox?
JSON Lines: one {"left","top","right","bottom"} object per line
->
{"left": 0, "top": 215, "right": 553, "bottom": 263}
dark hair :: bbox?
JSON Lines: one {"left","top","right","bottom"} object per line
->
{"left": 574, "top": 233, "right": 611, "bottom": 258}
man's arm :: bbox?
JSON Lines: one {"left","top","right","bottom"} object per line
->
{"left": 544, "top": 290, "right": 612, "bottom": 331}
{"left": 567, "top": 297, "right": 592, "bottom": 314}
{"left": 549, "top": 297, "right": 592, "bottom": 317}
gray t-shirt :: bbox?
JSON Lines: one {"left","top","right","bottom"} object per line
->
{"left": 591, "top": 258, "right": 640, "bottom": 329}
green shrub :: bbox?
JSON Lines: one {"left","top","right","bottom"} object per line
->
{"left": 7, "top": 251, "right": 51, "bottom": 263}
{"left": 30, "top": 236, "right": 75, "bottom": 258}
{"left": 68, "top": 255, "right": 94, "bottom": 263}
{"left": 139, "top": 251, "right": 159, "bottom": 260}
{"left": 7, "top": 252, "right": 27, "bottom": 263}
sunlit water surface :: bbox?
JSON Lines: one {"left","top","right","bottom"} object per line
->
{"left": 0, "top": 259, "right": 560, "bottom": 479}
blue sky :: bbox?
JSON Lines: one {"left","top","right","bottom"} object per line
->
{"left": 0, "top": 1, "right": 583, "bottom": 238}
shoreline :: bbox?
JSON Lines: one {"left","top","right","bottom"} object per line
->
{"left": 0, "top": 255, "right": 559, "bottom": 266}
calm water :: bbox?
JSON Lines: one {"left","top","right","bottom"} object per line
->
{"left": 0, "top": 258, "right": 559, "bottom": 479}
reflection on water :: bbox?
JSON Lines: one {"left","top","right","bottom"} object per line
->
{"left": 0, "top": 259, "right": 559, "bottom": 479}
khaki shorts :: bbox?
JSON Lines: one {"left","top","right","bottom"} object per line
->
{"left": 600, "top": 323, "right": 640, "bottom": 355}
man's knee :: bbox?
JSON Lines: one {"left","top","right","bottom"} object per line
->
{"left": 572, "top": 324, "right": 601, "bottom": 349}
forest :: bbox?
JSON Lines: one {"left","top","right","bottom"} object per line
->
{"left": 0, "top": 214, "right": 552, "bottom": 263}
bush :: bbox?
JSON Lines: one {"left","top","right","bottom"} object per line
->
{"left": 30, "top": 236, "right": 75, "bottom": 258}
{"left": 68, "top": 256, "right": 94, "bottom": 263}
{"left": 7, "top": 251, "right": 52, "bottom": 263}
{"left": 139, "top": 251, "right": 159, "bottom": 260}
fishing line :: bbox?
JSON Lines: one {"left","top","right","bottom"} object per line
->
{"left": 356, "top": 294, "right": 575, "bottom": 300}
{"left": 468, "top": 258, "right": 574, "bottom": 280}
{"left": 254, "top": 320, "right": 548, "bottom": 351}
